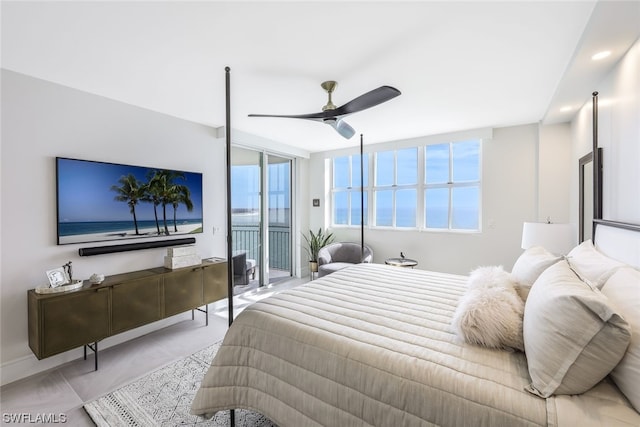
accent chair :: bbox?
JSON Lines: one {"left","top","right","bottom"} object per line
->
{"left": 317, "top": 242, "right": 373, "bottom": 277}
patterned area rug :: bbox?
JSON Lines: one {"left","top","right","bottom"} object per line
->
{"left": 84, "top": 342, "right": 276, "bottom": 426}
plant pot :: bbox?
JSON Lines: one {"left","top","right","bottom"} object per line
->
{"left": 309, "top": 261, "right": 318, "bottom": 273}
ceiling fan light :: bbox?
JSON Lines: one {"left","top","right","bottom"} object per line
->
{"left": 335, "top": 120, "right": 355, "bottom": 139}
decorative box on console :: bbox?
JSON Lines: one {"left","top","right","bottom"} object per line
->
{"left": 164, "top": 245, "right": 201, "bottom": 269}
{"left": 167, "top": 245, "right": 198, "bottom": 257}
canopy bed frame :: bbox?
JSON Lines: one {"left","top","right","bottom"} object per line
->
{"left": 207, "top": 76, "right": 639, "bottom": 426}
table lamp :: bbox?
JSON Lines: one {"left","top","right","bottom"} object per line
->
{"left": 521, "top": 222, "right": 575, "bottom": 255}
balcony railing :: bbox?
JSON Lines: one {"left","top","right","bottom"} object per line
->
{"left": 231, "top": 224, "right": 291, "bottom": 271}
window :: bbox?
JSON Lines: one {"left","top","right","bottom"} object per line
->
{"left": 374, "top": 148, "right": 417, "bottom": 227}
{"left": 425, "top": 140, "right": 480, "bottom": 230}
{"left": 330, "top": 140, "right": 481, "bottom": 231}
{"left": 332, "top": 154, "right": 368, "bottom": 226}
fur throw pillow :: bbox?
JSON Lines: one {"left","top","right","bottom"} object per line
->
{"left": 452, "top": 266, "right": 525, "bottom": 351}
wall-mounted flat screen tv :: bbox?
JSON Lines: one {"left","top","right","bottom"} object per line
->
{"left": 56, "top": 157, "right": 203, "bottom": 245}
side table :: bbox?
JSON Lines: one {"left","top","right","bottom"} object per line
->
{"left": 385, "top": 257, "right": 418, "bottom": 268}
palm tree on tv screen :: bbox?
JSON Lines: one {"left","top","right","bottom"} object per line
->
{"left": 151, "top": 170, "right": 193, "bottom": 235}
{"left": 143, "top": 171, "right": 164, "bottom": 235}
{"left": 110, "top": 174, "right": 145, "bottom": 235}
{"left": 168, "top": 185, "right": 194, "bottom": 232}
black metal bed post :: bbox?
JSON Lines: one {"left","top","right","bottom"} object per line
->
{"left": 225, "top": 66, "right": 234, "bottom": 326}
{"left": 360, "top": 134, "right": 364, "bottom": 258}
{"left": 592, "top": 91, "right": 602, "bottom": 239}
{"left": 224, "top": 66, "right": 236, "bottom": 427}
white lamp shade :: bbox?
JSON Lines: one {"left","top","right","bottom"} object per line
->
{"left": 521, "top": 222, "right": 575, "bottom": 255}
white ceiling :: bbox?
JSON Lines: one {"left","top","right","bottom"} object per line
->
{"left": 2, "top": 1, "right": 639, "bottom": 153}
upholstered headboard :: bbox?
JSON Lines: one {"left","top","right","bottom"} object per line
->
{"left": 594, "top": 220, "right": 640, "bottom": 269}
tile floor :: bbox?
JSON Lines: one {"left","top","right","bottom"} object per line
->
{"left": 0, "top": 278, "right": 306, "bottom": 426}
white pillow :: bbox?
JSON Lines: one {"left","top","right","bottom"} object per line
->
{"left": 511, "top": 246, "right": 562, "bottom": 301}
{"left": 452, "top": 268, "right": 524, "bottom": 351}
{"left": 566, "top": 240, "right": 626, "bottom": 289}
{"left": 523, "top": 260, "right": 631, "bottom": 397}
{"left": 601, "top": 267, "right": 640, "bottom": 412}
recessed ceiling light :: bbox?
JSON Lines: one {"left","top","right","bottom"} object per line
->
{"left": 592, "top": 50, "right": 612, "bottom": 61}
{"left": 560, "top": 106, "right": 573, "bottom": 112}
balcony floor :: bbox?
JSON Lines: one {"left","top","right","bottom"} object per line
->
{"left": 233, "top": 267, "right": 291, "bottom": 295}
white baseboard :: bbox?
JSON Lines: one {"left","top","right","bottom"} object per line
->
{"left": 1, "top": 313, "right": 190, "bottom": 387}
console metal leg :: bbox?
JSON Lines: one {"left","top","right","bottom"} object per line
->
{"left": 193, "top": 304, "right": 209, "bottom": 326}
{"left": 84, "top": 342, "right": 98, "bottom": 371}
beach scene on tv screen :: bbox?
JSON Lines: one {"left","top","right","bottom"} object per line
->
{"left": 57, "top": 158, "right": 203, "bottom": 245}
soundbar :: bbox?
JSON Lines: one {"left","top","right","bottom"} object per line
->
{"left": 78, "top": 237, "right": 196, "bottom": 256}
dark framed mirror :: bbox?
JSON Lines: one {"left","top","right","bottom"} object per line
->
{"left": 579, "top": 148, "right": 602, "bottom": 243}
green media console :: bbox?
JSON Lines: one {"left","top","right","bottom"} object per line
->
{"left": 28, "top": 259, "right": 227, "bottom": 369}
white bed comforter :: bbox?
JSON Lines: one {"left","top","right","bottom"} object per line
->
{"left": 191, "top": 263, "right": 637, "bottom": 426}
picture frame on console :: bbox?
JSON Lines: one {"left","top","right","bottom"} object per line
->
{"left": 46, "top": 267, "right": 69, "bottom": 288}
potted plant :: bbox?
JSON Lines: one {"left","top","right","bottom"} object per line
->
{"left": 303, "top": 228, "right": 334, "bottom": 273}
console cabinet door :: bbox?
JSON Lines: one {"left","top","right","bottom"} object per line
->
{"left": 40, "top": 288, "right": 110, "bottom": 358}
{"left": 203, "top": 262, "right": 227, "bottom": 303}
{"left": 112, "top": 276, "right": 162, "bottom": 334}
{"left": 163, "top": 267, "right": 203, "bottom": 316}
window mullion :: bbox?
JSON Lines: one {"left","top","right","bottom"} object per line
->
{"left": 348, "top": 155, "right": 353, "bottom": 225}
{"left": 393, "top": 150, "right": 398, "bottom": 227}
{"left": 449, "top": 143, "right": 454, "bottom": 228}
{"left": 367, "top": 151, "right": 373, "bottom": 227}
{"left": 418, "top": 147, "right": 425, "bottom": 228}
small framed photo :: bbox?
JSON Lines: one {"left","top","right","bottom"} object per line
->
{"left": 46, "top": 267, "right": 69, "bottom": 288}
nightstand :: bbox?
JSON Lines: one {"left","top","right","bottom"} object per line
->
{"left": 385, "top": 257, "right": 418, "bottom": 268}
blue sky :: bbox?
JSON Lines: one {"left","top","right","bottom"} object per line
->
{"left": 57, "top": 158, "right": 203, "bottom": 222}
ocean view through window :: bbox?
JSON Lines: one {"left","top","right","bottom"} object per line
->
{"left": 332, "top": 153, "right": 368, "bottom": 226}
{"left": 331, "top": 139, "right": 481, "bottom": 231}
{"left": 374, "top": 148, "right": 417, "bottom": 227}
{"left": 425, "top": 140, "right": 480, "bottom": 230}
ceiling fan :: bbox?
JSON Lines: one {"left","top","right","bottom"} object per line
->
{"left": 249, "top": 81, "right": 401, "bottom": 139}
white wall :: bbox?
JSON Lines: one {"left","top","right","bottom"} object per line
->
{"left": 570, "top": 38, "right": 640, "bottom": 227}
{"left": 538, "top": 123, "right": 572, "bottom": 224}
{"left": 600, "top": 38, "right": 640, "bottom": 224}
{"left": 0, "top": 70, "right": 228, "bottom": 384}
{"left": 307, "top": 124, "right": 569, "bottom": 275}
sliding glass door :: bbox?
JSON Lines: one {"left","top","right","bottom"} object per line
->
{"left": 231, "top": 147, "right": 292, "bottom": 291}
{"left": 266, "top": 154, "right": 292, "bottom": 284}
{"left": 230, "top": 148, "right": 261, "bottom": 292}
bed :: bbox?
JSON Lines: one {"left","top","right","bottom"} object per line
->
{"left": 191, "top": 222, "right": 640, "bottom": 426}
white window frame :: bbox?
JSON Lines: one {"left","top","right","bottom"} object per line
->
{"left": 329, "top": 140, "right": 482, "bottom": 232}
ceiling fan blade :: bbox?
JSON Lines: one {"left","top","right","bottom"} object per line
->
{"left": 331, "top": 86, "right": 401, "bottom": 116}
{"left": 248, "top": 83, "right": 400, "bottom": 139}
{"left": 248, "top": 112, "right": 327, "bottom": 120}
{"left": 249, "top": 86, "right": 401, "bottom": 121}
{"left": 326, "top": 119, "right": 355, "bottom": 139}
